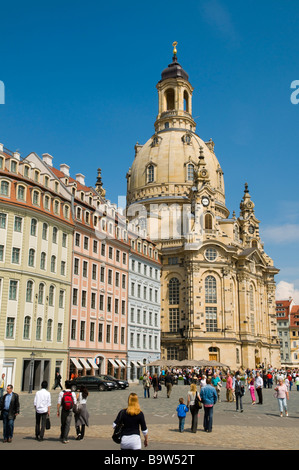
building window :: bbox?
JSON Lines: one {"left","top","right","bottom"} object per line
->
{"left": 14, "top": 216, "right": 22, "bottom": 232}
{"left": 30, "top": 218, "right": 37, "bottom": 236}
{"left": 206, "top": 306, "right": 217, "bottom": 332}
{"left": 205, "top": 214, "right": 213, "bottom": 230}
{"left": 49, "top": 285, "right": 55, "bottom": 306}
{"left": 147, "top": 164, "right": 154, "bottom": 183}
{"left": 42, "top": 223, "right": 48, "bottom": 240}
{"left": 0, "top": 181, "right": 9, "bottom": 196}
{"left": 187, "top": 163, "right": 194, "bottom": 181}
{"left": 23, "top": 316, "right": 31, "bottom": 340}
{"left": 40, "top": 252, "right": 46, "bottom": 270}
{"left": 17, "top": 185, "right": 25, "bottom": 201}
{"left": 12, "top": 247, "right": 20, "bottom": 264}
{"left": 169, "top": 308, "right": 179, "bottom": 332}
{"left": 169, "top": 278, "right": 180, "bottom": 305}
{"left": 51, "top": 255, "right": 56, "bottom": 273}
{"left": 80, "top": 321, "right": 85, "bottom": 341}
{"left": 71, "top": 320, "right": 76, "bottom": 340}
{"left": 205, "top": 276, "right": 217, "bottom": 303}
{"left": 205, "top": 248, "right": 217, "bottom": 262}
{"left": 26, "top": 280, "right": 33, "bottom": 302}
{"left": 38, "top": 283, "right": 44, "bottom": 304}
{"left": 8, "top": 280, "right": 17, "bottom": 299}
{"left": 36, "top": 318, "right": 42, "bottom": 340}
{"left": 28, "top": 248, "right": 35, "bottom": 267}
{"left": 47, "top": 319, "right": 53, "bottom": 341}
{"left": 6, "top": 317, "right": 15, "bottom": 338}
{"left": 57, "top": 323, "right": 63, "bottom": 342}
{"left": 0, "top": 213, "right": 7, "bottom": 229}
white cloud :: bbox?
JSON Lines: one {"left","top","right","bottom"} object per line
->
{"left": 261, "top": 224, "right": 299, "bottom": 244}
{"left": 276, "top": 280, "right": 299, "bottom": 303}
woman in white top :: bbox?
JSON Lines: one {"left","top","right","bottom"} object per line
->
{"left": 74, "top": 386, "right": 89, "bottom": 440}
{"left": 275, "top": 379, "right": 289, "bottom": 417}
{"left": 187, "top": 383, "right": 200, "bottom": 433}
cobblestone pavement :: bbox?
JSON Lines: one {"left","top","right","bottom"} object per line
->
{"left": 2, "top": 383, "right": 299, "bottom": 450}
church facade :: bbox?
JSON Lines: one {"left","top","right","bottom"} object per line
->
{"left": 126, "top": 44, "right": 280, "bottom": 370}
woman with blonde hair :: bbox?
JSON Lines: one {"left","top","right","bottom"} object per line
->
{"left": 187, "top": 383, "right": 201, "bottom": 433}
{"left": 113, "top": 393, "right": 148, "bottom": 450}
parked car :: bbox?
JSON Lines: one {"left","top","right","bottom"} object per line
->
{"left": 98, "top": 374, "right": 129, "bottom": 389}
{"left": 65, "top": 375, "right": 117, "bottom": 392}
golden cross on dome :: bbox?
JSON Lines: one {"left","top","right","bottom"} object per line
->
{"left": 172, "top": 41, "right": 178, "bottom": 55}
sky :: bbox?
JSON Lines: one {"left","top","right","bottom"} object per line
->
{"left": 1, "top": 0, "right": 299, "bottom": 301}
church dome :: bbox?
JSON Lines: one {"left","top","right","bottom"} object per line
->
{"left": 127, "top": 129, "right": 226, "bottom": 210}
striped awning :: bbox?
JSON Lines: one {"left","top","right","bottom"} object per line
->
{"left": 70, "top": 358, "right": 83, "bottom": 370}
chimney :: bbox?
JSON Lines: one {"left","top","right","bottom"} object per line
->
{"left": 76, "top": 173, "right": 85, "bottom": 185}
{"left": 60, "top": 163, "right": 70, "bottom": 176}
{"left": 42, "top": 153, "right": 53, "bottom": 167}
{"left": 13, "top": 151, "right": 20, "bottom": 161}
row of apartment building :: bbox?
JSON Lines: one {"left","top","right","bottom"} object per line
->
{"left": 0, "top": 144, "right": 161, "bottom": 392}
{"left": 276, "top": 298, "right": 299, "bottom": 367}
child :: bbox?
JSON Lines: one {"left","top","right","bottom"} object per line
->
{"left": 176, "top": 398, "right": 189, "bottom": 432}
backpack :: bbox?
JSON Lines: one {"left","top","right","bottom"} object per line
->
{"left": 61, "top": 391, "right": 74, "bottom": 411}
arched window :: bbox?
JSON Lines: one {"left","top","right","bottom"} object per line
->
{"left": 36, "top": 318, "right": 42, "bottom": 340}
{"left": 187, "top": 163, "right": 194, "bottom": 181}
{"left": 38, "top": 283, "right": 44, "bottom": 304}
{"left": 52, "top": 227, "right": 58, "bottom": 243}
{"left": 205, "top": 275, "right": 217, "bottom": 303}
{"left": 40, "top": 252, "right": 46, "bottom": 270}
{"left": 23, "top": 316, "right": 31, "bottom": 339}
{"left": 49, "top": 285, "right": 55, "bottom": 306}
{"left": 165, "top": 88, "right": 175, "bottom": 110}
{"left": 249, "top": 285, "right": 254, "bottom": 311}
{"left": 17, "top": 185, "right": 25, "bottom": 201}
{"left": 205, "top": 214, "right": 213, "bottom": 230}
{"left": 47, "top": 319, "right": 53, "bottom": 341}
{"left": 147, "top": 165, "right": 154, "bottom": 183}
{"left": 0, "top": 181, "right": 9, "bottom": 196}
{"left": 184, "top": 90, "right": 189, "bottom": 112}
{"left": 51, "top": 255, "right": 56, "bottom": 273}
{"left": 30, "top": 218, "right": 37, "bottom": 236}
{"left": 26, "top": 280, "right": 33, "bottom": 302}
{"left": 42, "top": 223, "right": 48, "bottom": 240}
{"left": 28, "top": 248, "right": 35, "bottom": 267}
{"left": 169, "top": 277, "right": 180, "bottom": 305}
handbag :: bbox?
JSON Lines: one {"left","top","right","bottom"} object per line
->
{"left": 194, "top": 392, "right": 202, "bottom": 410}
{"left": 46, "top": 416, "right": 51, "bottom": 430}
{"left": 112, "top": 409, "right": 125, "bottom": 444}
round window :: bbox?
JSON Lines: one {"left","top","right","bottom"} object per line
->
{"left": 205, "top": 248, "right": 217, "bottom": 262}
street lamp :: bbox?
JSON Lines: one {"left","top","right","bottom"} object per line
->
{"left": 28, "top": 351, "right": 36, "bottom": 394}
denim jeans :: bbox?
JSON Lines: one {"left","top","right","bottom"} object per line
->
{"left": 278, "top": 397, "right": 287, "bottom": 413}
{"left": 178, "top": 417, "right": 185, "bottom": 432}
{"left": 2, "top": 410, "right": 15, "bottom": 440}
{"left": 203, "top": 405, "right": 214, "bottom": 432}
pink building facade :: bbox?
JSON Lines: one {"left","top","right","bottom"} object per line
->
{"left": 51, "top": 166, "right": 130, "bottom": 379}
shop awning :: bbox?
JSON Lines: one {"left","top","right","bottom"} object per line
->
{"left": 131, "top": 360, "right": 140, "bottom": 368}
{"left": 115, "top": 359, "right": 125, "bottom": 368}
{"left": 79, "top": 358, "right": 91, "bottom": 370}
{"left": 108, "top": 359, "right": 119, "bottom": 368}
{"left": 87, "top": 358, "right": 98, "bottom": 370}
{"left": 122, "top": 359, "right": 130, "bottom": 367}
{"left": 71, "top": 358, "right": 83, "bottom": 370}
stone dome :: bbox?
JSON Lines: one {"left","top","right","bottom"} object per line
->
{"left": 127, "top": 128, "right": 227, "bottom": 213}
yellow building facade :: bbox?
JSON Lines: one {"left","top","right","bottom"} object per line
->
{"left": 126, "top": 45, "right": 280, "bottom": 370}
{"left": 0, "top": 147, "right": 74, "bottom": 392}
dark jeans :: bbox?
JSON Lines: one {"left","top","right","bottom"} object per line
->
{"left": 203, "top": 405, "right": 214, "bottom": 432}
{"left": 2, "top": 410, "right": 15, "bottom": 440}
{"left": 144, "top": 387, "right": 150, "bottom": 398}
{"left": 76, "top": 424, "right": 86, "bottom": 439}
{"left": 35, "top": 411, "right": 48, "bottom": 439}
{"left": 256, "top": 387, "right": 263, "bottom": 404}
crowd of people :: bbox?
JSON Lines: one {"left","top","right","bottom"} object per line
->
{"left": 0, "top": 365, "right": 298, "bottom": 448}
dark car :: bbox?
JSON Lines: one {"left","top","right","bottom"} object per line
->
{"left": 65, "top": 375, "right": 117, "bottom": 392}
{"left": 98, "top": 374, "right": 129, "bottom": 389}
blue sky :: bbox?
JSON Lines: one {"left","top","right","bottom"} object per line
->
{"left": 1, "top": 0, "right": 299, "bottom": 300}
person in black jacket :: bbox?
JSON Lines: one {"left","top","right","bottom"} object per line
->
{"left": 113, "top": 393, "right": 148, "bottom": 450}
{"left": 164, "top": 372, "right": 174, "bottom": 398}
{"left": 0, "top": 384, "right": 20, "bottom": 443}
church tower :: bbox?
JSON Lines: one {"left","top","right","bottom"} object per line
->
{"left": 126, "top": 44, "right": 280, "bottom": 369}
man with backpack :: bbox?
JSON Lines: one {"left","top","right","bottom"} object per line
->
{"left": 57, "top": 386, "right": 77, "bottom": 443}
